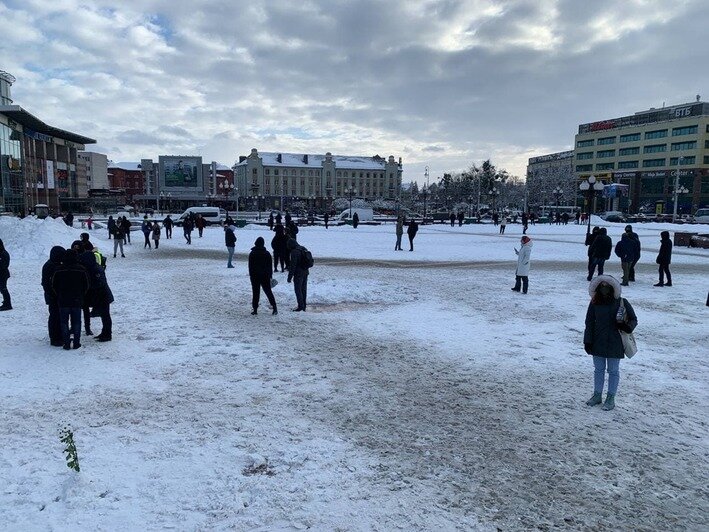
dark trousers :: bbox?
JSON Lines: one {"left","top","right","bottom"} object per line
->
{"left": 629, "top": 258, "right": 639, "bottom": 281}
{"left": 658, "top": 264, "right": 672, "bottom": 285}
{"left": 588, "top": 258, "right": 605, "bottom": 279}
{"left": 395, "top": 234, "right": 402, "bottom": 250}
{"left": 0, "top": 277, "right": 10, "bottom": 307}
{"left": 513, "top": 275, "right": 529, "bottom": 293}
{"left": 408, "top": 234, "right": 415, "bottom": 251}
{"left": 83, "top": 304, "right": 92, "bottom": 333}
{"left": 621, "top": 262, "right": 631, "bottom": 285}
{"left": 184, "top": 231, "right": 192, "bottom": 244}
{"left": 251, "top": 278, "right": 277, "bottom": 311}
{"left": 143, "top": 233, "right": 152, "bottom": 248}
{"left": 59, "top": 307, "right": 82, "bottom": 347}
{"left": 125, "top": 231, "right": 131, "bottom": 244}
{"left": 154, "top": 239, "right": 159, "bottom": 249}
{"left": 273, "top": 251, "right": 286, "bottom": 272}
{"left": 293, "top": 273, "right": 308, "bottom": 310}
{"left": 198, "top": 227, "right": 204, "bottom": 237}
{"left": 48, "top": 302, "right": 61, "bottom": 344}
{"left": 94, "top": 302, "right": 112, "bottom": 337}
{"left": 166, "top": 227, "right": 172, "bottom": 238}
{"left": 500, "top": 225, "right": 506, "bottom": 234}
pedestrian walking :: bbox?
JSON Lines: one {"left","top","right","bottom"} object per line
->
{"left": 268, "top": 213, "right": 274, "bottom": 231}
{"left": 86, "top": 215, "right": 93, "bottom": 230}
{"left": 152, "top": 222, "right": 161, "bottom": 249}
{"left": 407, "top": 219, "right": 419, "bottom": 251}
{"left": 511, "top": 235, "right": 532, "bottom": 294}
{"left": 271, "top": 224, "right": 288, "bottom": 272}
{"left": 163, "top": 215, "right": 173, "bottom": 238}
{"left": 42, "top": 246, "right": 65, "bottom": 345}
{"left": 654, "top": 231, "right": 673, "bottom": 287}
{"left": 499, "top": 215, "right": 507, "bottom": 234}
{"left": 0, "top": 239, "right": 11, "bottom": 311}
{"left": 450, "top": 212, "right": 456, "bottom": 227}
{"left": 584, "top": 275, "right": 638, "bottom": 411}
{"left": 588, "top": 227, "right": 612, "bottom": 280}
{"left": 522, "top": 212, "right": 529, "bottom": 234}
{"left": 395, "top": 216, "right": 404, "bottom": 250}
{"left": 249, "top": 237, "right": 278, "bottom": 315}
{"left": 614, "top": 232, "right": 637, "bottom": 286}
{"left": 287, "top": 238, "right": 311, "bottom": 311}
{"left": 285, "top": 210, "right": 292, "bottom": 226}
{"left": 225, "top": 223, "right": 237, "bottom": 268}
{"left": 183, "top": 216, "right": 194, "bottom": 244}
{"left": 492, "top": 212, "right": 499, "bottom": 226}
{"left": 575, "top": 211, "right": 581, "bottom": 224}
{"left": 107, "top": 215, "right": 116, "bottom": 239}
{"left": 141, "top": 218, "right": 153, "bottom": 249}
{"left": 112, "top": 224, "right": 125, "bottom": 258}
{"left": 52, "top": 249, "right": 89, "bottom": 350}
{"left": 323, "top": 212, "right": 329, "bottom": 229}
{"left": 562, "top": 212, "right": 569, "bottom": 225}
{"left": 276, "top": 212, "right": 282, "bottom": 225}
{"left": 624, "top": 225, "right": 641, "bottom": 282}
{"left": 79, "top": 251, "right": 114, "bottom": 341}
{"left": 195, "top": 214, "right": 206, "bottom": 237}
{"left": 121, "top": 216, "right": 132, "bottom": 244}
{"left": 352, "top": 212, "right": 360, "bottom": 229}
{"left": 457, "top": 211, "right": 464, "bottom": 227}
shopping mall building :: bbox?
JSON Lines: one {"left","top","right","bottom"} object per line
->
{"left": 574, "top": 99, "right": 709, "bottom": 213}
{"left": 233, "top": 149, "right": 403, "bottom": 210}
{"left": 0, "top": 71, "right": 95, "bottom": 214}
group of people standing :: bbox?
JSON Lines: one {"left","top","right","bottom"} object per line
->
{"left": 394, "top": 216, "right": 419, "bottom": 251}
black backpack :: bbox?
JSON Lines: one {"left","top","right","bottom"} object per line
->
{"left": 299, "top": 246, "right": 314, "bottom": 269}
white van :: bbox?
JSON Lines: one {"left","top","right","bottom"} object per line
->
{"left": 338, "top": 207, "right": 374, "bottom": 221}
{"left": 176, "top": 207, "right": 223, "bottom": 226}
{"left": 694, "top": 208, "right": 709, "bottom": 223}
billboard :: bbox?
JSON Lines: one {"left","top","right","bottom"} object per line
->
{"left": 161, "top": 156, "right": 202, "bottom": 188}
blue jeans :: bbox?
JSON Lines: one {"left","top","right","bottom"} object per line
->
{"left": 593, "top": 356, "right": 620, "bottom": 395}
{"left": 59, "top": 307, "right": 82, "bottom": 347}
{"left": 227, "top": 246, "right": 235, "bottom": 267}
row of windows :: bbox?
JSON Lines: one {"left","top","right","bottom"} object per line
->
{"left": 261, "top": 168, "right": 391, "bottom": 180}
{"left": 577, "top": 140, "right": 699, "bottom": 159}
{"left": 576, "top": 124, "right": 701, "bottom": 147}
{"left": 576, "top": 156, "right": 697, "bottom": 172}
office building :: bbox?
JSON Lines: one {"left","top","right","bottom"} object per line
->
{"left": 78, "top": 151, "right": 109, "bottom": 190}
{"left": 526, "top": 151, "right": 575, "bottom": 208}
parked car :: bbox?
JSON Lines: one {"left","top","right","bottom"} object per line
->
{"left": 600, "top": 211, "right": 626, "bottom": 223}
{"left": 693, "top": 208, "right": 709, "bottom": 224}
{"left": 175, "top": 207, "right": 223, "bottom": 226}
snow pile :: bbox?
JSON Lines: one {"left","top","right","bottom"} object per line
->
{"left": 0, "top": 216, "right": 84, "bottom": 261}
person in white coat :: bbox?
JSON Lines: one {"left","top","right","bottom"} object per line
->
{"left": 511, "top": 235, "right": 532, "bottom": 294}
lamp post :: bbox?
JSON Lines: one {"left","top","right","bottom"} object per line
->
{"left": 579, "top": 175, "right": 604, "bottom": 234}
{"left": 672, "top": 156, "right": 685, "bottom": 223}
{"left": 673, "top": 184, "right": 689, "bottom": 220}
{"left": 488, "top": 185, "right": 500, "bottom": 213}
{"left": 346, "top": 186, "right": 354, "bottom": 218}
{"left": 420, "top": 185, "right": 429, "bottom": 223}
{"left": 220, "top": 179, "right": 234, "bottom": 221}
{"left": 468, "top": 195, "right": 474, "bottom": 217}
{"left": 159, "top": 191, "right": 164, "bottom": 215}
{"left": 553, "top": 185, "right": 563, "bottom": 222}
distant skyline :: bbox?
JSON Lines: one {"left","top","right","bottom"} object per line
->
{"left": 1, "top": 0, "right": 707, "bottom": 184}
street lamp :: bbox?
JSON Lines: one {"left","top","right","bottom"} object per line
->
{"left": 579, "top": 175, "right": 604, "bottom": 234}
{"left": 159, "top": 191, "right": 164, "bottom": 215}
{"left": 220, "top": 179, "right": 235, "bottom": 221}
{"left": 420, "top": 185, "right": 429, "bottom": 223}
{"left": 468, "top": 195, "right": 474, "bottom": 217}
{"left": 672, "top": 155, "right": 686, "bottom": 223}
{"left": 553, "top": 185, "right": 563, "bottom": 222}
{"left": 488, "top": 185, "right": 500, "bottom": 213}
{"left": 345, "top": 186, "right": 354, "bottom": 218}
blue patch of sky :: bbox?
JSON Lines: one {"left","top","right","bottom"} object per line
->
{"left": 149, "top": 13, "right": 175, "bottom": 43}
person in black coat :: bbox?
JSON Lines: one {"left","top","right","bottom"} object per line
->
{"left": 268, "top": 213, "right": 274, "bottom": 231}
{"left": 183, "top": 217, "right": 194, "bottom": 244}
{"left": 450, "top": 212, "right": 456, "bottom": 227}
{"left": 585, "top": 226, "right": 600, "bottom": 280}
{"left": 121, "top": 216, "right": 132, "bottom": 244}
{"left": 407, "top": 219, "right": 419, "bottom": 251}
{"left": 654, "top": 230, "right": 673, "bottom": 287}
{"left": 0, "top": 239, "right": 10, "bottom": 311}
{"left": 107, "top": 216, "right": 116, "bottom": 239}
{"left": 163, "top": 215, "right": 173, "bottom": 239}
{"left": 248, "top": 237, "right": 278, "bottom": 315}
{"left": 224, "top": 224, "right": 237, "bottom": 268}
{"left": 457, "top": 211, "right": 464, "bottom": 227}
{"left": 52, "top": 250, "right": 90, "bottom": 349}
{"left": 271, "top": 224, "right": 288, "bottom": 272}
{"left": 286, "top": 220, "right": 299, "bottom": 241}
{"left": 275, "top": 212, "right": 282, "bottom": 225}
{"left": 42, "top": 246, "right": 65, "bottom": 344}
{"left": 79, "top": 251, "right": 114, "bottom": 341}
{"left": 285, "top": 210, "right": 292, "bottom": 226}
{"left": 323, "top": 212, "right": 329, "bottom": 229}
{"left": 352, "top": 212, "right": 360, "bottom": 229}
{"left": 287, "top": 238, "right": 310, "bottom": 311}
{"left": 624, "top": 225, "right": 641, "bottom": 281}
{"left": 614, "top": 232, "right": 637, "bottom": 286}
{"left": 588, "top": 227, "right": 612, "bottom": 279}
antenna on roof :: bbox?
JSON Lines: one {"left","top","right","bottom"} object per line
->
{"left": 697, "top": 94, "right": 701, "bottom": 102}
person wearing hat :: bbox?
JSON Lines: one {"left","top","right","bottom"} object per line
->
{"left": 248, "top": 237, "right": 277, "bottom": 315}
{"left": 654, "top": 231, "right": 673, "bottom": 287}
{"left": 624, "top": 225, "right": 641, "bottom": 282}
{"left": 511, "top": 235, "right": 532, "bottom": 294}
{"left": 584, "top": 275, "right": 638, "bottom": 411}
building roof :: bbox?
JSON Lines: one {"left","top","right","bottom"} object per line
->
{"left": 0, "top": 104, "right": 96, "bottom": 145}
{"left": 234, "top": 151, "right": 390, "bottom": 171}
{"left": 108, "top": 161, "right": 142, "bottom": 171}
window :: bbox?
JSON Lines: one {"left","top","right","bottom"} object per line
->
{"left": 308, "top": 170, "right": 313, "bottom": 176}
{"left": 618, "top": 161, "right": 639, "bottom": 169}
{"left": 597, "top": 149, "right": 615, "bottom": 158}
{"left": 645, "top": 129, "right": 667, "bottom": 139}
{"left": 337, "top": 171, "right": 341, "bottom": 177}
{"left": 643, "top": 144, "right": 666, "bottom": 153}
{"left": 596, "top": 163, "right": 615, "bottom": 170}
{"left": 300, "top": 170, "right": 305, "bottom": 176}
{"left": 705, "top": 156, "right": 709, "bottom": 164}
{"left": 669, "top": 156, "right": 695, "bottom": 165}
{"left": 366, "top": 173, "right": 370, "bottom": 178}
{"left": 598, "top": 136, "right": 616, "bottom": 145}
{"left": 619, "top": 133, "right": 641, "bottom": 142}
{"left": 576, "top": 152, "right": 593, "bottom": 160}
{"left": 265, "top": 169, "right": 270, "bottom": 175}
{"left": 359, "top": 173, "right": 363, "bottom": 178}
{"left": 577, "top": 139, "right": 594, "bottom": 147}
{"left": 672, "top": 125, "right": 697, "bottom": 136}
{"left": 642, "top": 158, "right": 665, "bottom": 167}
{"left": 274, "top": 169, "right": 279, "bottom": 176}
{"left": 671, "top": 141, "right": 697, "bottom": 151}
{"left": 576, "top": 164, "right": 593, "bottom": 172}
{"left": 619, "top": 147, "right": 640, "bottom": 156}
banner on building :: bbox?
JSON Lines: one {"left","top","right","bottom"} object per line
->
{"left": 46, "top": 160, "right": 55, "bottom": 189}
{"left": 163, "top": 156, "right": 200, "bottom": 188}
{"left": 602, "top": 184, "right": 629, "bottom": 198}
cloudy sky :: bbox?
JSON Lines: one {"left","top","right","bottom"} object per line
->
{"left": 1, "top": 0, "right": 707, "bottom": 183}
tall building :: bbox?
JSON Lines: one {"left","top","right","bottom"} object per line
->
{"left": 233, "top": 149, "right": 403, "bottom": 210}
{"left": 0, "top": 70, "right": 96, "bottom": 214}
{"left": 574, "top": 99, "right": 709, "bottom": 213}
{"left": 78, "top": 151, "right": 109, "bottom": 190}
{"left": 526, "top": 151, "right": 575, "bottom": 209}
{"left": 107, "top": 162, "right": 144, "bottom": 202}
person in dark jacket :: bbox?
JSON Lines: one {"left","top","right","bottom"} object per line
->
{"left": 449, "top": 212, "right": 456, "bottom": 227}
{"left": 141, "top": 218, "right": 152, "bottom": 249}
{"left": 614, "top": 232, "right": 637, "bottom": 286}
{"left": 323, "top": 212, "right": 329, "bottom": 229}
{"left": 584, "top": 275, "right": 637, "bottom": 411}
{"left": 624, "top": 225, "right": 641, "bottom": 281}
{"left": 654, "top": 230, "right": 673, "bottom": 287}
{"left": 163, "top": 215, "right": 173, "bottom": 238}
{"left": 64, "top": 212, "right": 74, "bottom": 227}
{"left": 79, "top": 232, "right": 94, "bottom": 251}
{"left": 457, "top": 211, "right": 464, "bottom": 227}
{"left": 275, "top": 212, "right": 282, "bottom": 225}
{"left": 113, "top": 224, "right": 125, "bottom": 258}
{"left": 42, "top": 246, "right": 65, "bottom": 344}
{"left": 267, "top": 213, "right": 274, "bottom": 231}
{"left": 284, "top": 210, "right": 292, "bottom": 226}
{"left": 584, "top": 226, "right": 600, "bottom": 280}
{"left": 79, "top": 251, "right": 114, "bottom": 341}
{"left": 287, "top": 238, "right": 309, "bottom": 311}
{"left": 352, "top": 212, "right": 360, "bottom": 229}
{"left": 286, "top": 220, "right": 299, "bottom": 241}
{"left": 0, "top": 239, "right": 11, "bottom": 311}
{"left": 107, "top": 215, "right": 116, "bottom": 239}
{"left": 52, "top": 250, "right": 90, "bottom": 349}
{"left": 121, "top": 216, "right": 132, "bottom": 244}
{"left": 407, "top": 219, "right": 419, "bottom": 251}
{"left": 588, "top": 227, "right": 612, "bottom": 279}
{"left": 224, "top": 224, "right": 237, "bottom": 268}
{"left": 248, "top": 237, "right": 278, "bottom": 315}
{"left": 195, "top": 214, "right": 206, "bottom": 237}
{"left": 183, "top": 216, "right": 194, "bottom": 244}
{"left": 271, "top": 224, "right": 288, "bottom": 272}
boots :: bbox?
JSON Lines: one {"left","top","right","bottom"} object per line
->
{"left": 586, "top": 392, "right": 602, "bottom": 406}
{"left": 251, "top": 309, "right": 257, "bottom": 315}
{"left": 602, "top": 394, "right": 615, "bottom": 411}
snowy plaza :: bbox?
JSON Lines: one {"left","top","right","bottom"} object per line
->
{"left": 1, "top": 216, "right": 708, "bottom": 530}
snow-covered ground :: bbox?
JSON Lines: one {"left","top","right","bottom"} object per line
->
{"left": 0, "top": 216, "right": 707, "bottom": 530}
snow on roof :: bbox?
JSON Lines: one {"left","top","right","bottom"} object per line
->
{"left": 108, "top": 161, "right": 142, "bottom": 171}
{"left": 234, "top": 152, "right": 389, "bottom": 170}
